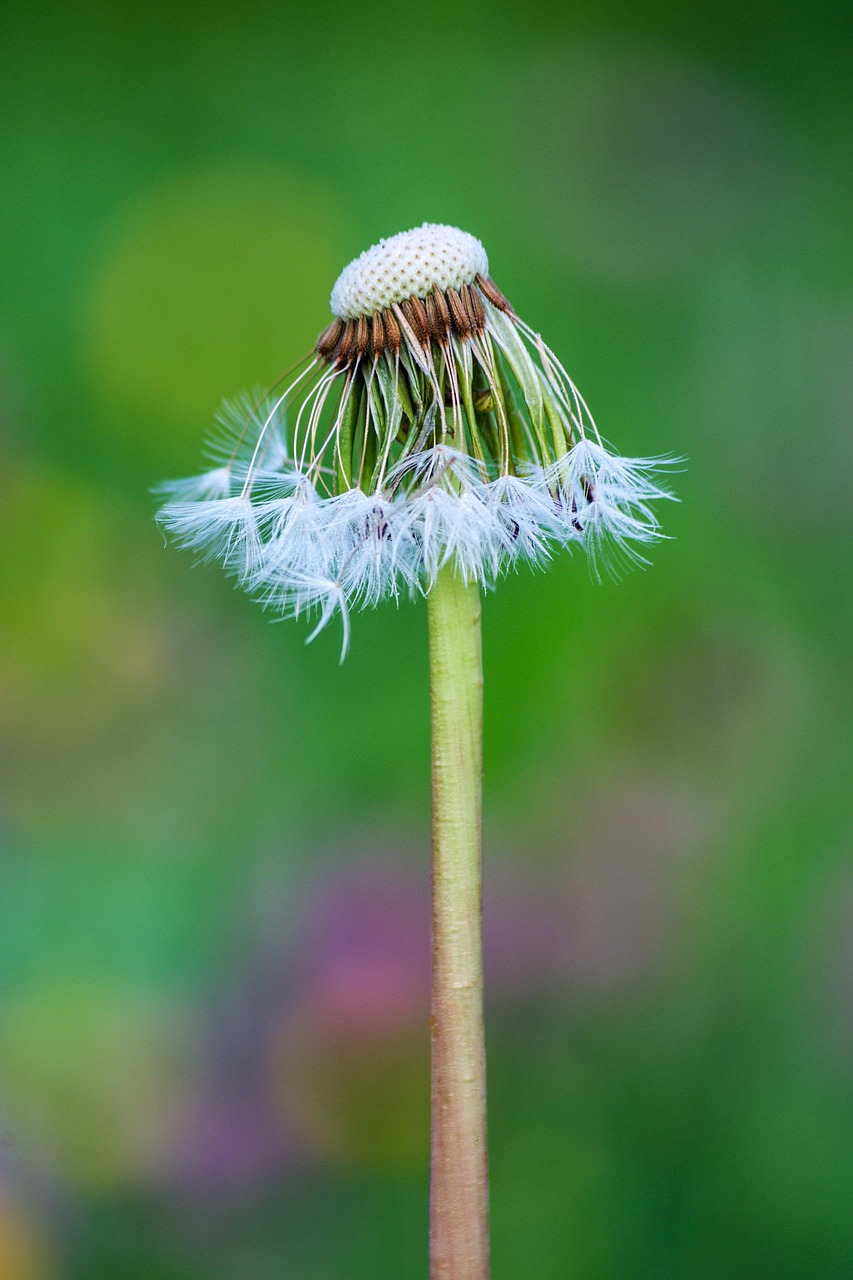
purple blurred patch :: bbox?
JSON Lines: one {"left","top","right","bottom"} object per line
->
{"left": 298, "top": 863, "right": 431, "bottom": 1022}
{"left": 160, "top": 1088, "right": 294, "bottom": 1194}
{"left": 164, "top": 795, "right": 690, "bottom": 1180}
{"left": 555, "top": 783, "right": 692, "bottom": 985}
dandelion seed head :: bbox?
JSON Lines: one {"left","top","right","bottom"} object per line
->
{"left": 157, "top": 223, "right": 678, "bottom": 652}
{"left": 330, "top": 224, "right": 489, "bottom": 320}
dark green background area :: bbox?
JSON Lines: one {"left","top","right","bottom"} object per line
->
{"left": 0, "top": 2, "right": 850, "bottom": 1276}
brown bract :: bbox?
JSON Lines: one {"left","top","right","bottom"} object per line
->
{"left": 315, "top": 275, "right": 512, "bottom": 370}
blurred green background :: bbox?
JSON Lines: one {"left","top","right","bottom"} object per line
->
{"left": 0, "top": 1, "right": 850, "bottom": 1276}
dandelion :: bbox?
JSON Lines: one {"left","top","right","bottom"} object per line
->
{"left": 157, "top": 224, "right": 675, "bottom": 656}
{"left": 157, "top": 224, "right": 677, "bottom": 1280}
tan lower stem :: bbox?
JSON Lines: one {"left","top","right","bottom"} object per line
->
{"left": 427, "top": 564, "right": 489, "bottom": 1280}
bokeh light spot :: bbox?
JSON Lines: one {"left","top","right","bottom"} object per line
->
{"left": 81, "top": 166, "right": 349, "bottom": 469}
{"left": 0, "top": 983, "right": 196, "bottom": 1190}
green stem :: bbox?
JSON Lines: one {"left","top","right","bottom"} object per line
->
{"left": 427, "top": 564, "right": 489, "bottom": 1280}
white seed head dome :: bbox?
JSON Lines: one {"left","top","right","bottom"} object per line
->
{"left": 330, "top": 223, "right": 489, "bottom": 320}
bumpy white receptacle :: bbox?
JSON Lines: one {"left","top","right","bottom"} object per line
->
{"left": 330, "top": 224, "right": 489, "bottom": 320}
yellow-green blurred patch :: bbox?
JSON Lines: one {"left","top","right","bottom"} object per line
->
{"left": 81, "top": 166, "right": 349, "bottom": 470}
{"left": 266, "top": 1002, "right": 429, "bottom": 1172}
{"left": 0, "top": 983, "right": 197, "bottom": 1191}
{"left": 0, "top": 1195, "right": 55, "bottom": 1280}
{"left": 0, "top": 464, "right": 170, "bottom": 749}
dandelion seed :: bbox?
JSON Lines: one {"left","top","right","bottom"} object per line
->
{"left": 157, "top": 223, "right": 677, "bottom": 651}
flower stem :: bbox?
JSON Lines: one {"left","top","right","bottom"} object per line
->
{"left": 427, "top": 563, "right": 489, "bottom": 1280}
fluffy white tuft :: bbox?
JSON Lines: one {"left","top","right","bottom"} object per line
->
{"left": 541, "top": 440, "right": 679, "bottom": 578}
